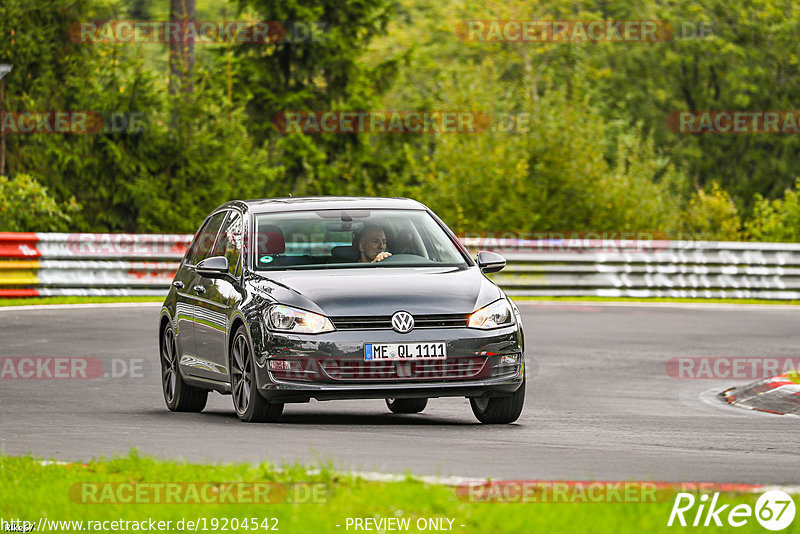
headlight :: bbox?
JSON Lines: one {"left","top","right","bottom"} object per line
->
{"left": 265, "top": 305, "right": 334, "bottom": 334}
{"left": 468, "top": 299, "right": 514, "bottom": 329}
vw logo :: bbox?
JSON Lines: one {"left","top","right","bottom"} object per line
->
{"left": 391, "top": 311, "right": 414, "bottom": 333}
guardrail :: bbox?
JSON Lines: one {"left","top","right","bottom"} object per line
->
{"left": 463, "top": 237, "right": 800, "bottom": 300}
{"left": 0, "top": 233, "right": 189, "bottom": 297}
{"left": 2, "top": 232, "right": 800, "bottom": 299}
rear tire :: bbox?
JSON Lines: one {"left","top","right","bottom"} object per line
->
{"left": 161, "top": 323, "right": 208, "bottom": 412}
{"left": 230, "top": 326, "right": 284, "bottom": 423}
{"left": 386, "top": 398, "right": 428, "bottom": 414}
{"left": 470, "top": 376, "right": 525, "bottom": 424}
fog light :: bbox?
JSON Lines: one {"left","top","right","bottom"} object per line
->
{"left": 500, "top": 354, "right": 520, "bottom": 365}
{"left": 269, "top": 359, "right": 302, "bottom": 371}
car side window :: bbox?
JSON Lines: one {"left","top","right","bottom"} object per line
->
{"left": 212, "top": 211, "right": 243, "bottom": 276}
{"left": 186, "top": 211, "right": 227, "bottom": 266}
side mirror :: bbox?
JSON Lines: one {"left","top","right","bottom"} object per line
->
{"left": 477, "top": 251, "right": 506, "bottom": 273}
{"left": 196, "top": 256, "right": 229, "bottom": 278}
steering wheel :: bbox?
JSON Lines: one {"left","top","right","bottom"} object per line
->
{"left": 375, "top": 253, "right": 433, "bottom": 265}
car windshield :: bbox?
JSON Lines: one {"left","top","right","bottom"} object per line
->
{"left": 252, "top": 209, "right": 468, "bottom": 270}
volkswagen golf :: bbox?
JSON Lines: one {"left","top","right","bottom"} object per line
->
{"left": 159, "top": 197, "right": 526, "bottom": 423}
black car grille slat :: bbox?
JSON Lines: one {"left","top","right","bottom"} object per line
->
{"left": 330, "top": 314, "right": 469, "bottom": 330}
{"left": 320, "top": 357, "right": 487, "bottom": 381}
{"left": 330, "top": 317, "right": 392, "bottom": 330}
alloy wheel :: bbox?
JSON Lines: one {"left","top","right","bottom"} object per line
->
{"left": 161, "top": 327, "right": 178, "bottom": 404}
{"left": 231, "top": 333, "right": 252, "bottom": 415}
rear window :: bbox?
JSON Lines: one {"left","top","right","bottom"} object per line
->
{"left": 252, "top": 209, "right": 467, "bottom": 270}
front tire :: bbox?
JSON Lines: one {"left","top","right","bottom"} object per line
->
{"left": 230, "top": 326, "right": 284, "bottom": 423}
{"left": 161, "top": 323, "right": 208, "bottom": 412}
{"left": 386, "top": 398, "right": 428, "bottom": 414}
{"left": 470, "top": 376, "right": 525, "bottom": 424}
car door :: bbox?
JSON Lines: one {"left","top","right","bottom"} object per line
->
{"left": 193, "top": 210, "right": 244, "bottom": 381}
{"left": 173, "top": 214, "right": 224, "bottom": 362}
{"left": 179, "top": 210, "right": 227, "bottom": 380}
{"left": 172, "top": 263, "right": 199, "bottom": 361}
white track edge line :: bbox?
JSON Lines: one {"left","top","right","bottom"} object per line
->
{"left": 0, "top": 302, "right": 163, "bottom": 312}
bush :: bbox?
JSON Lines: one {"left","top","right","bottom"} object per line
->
{"left": 0, "top": 174, "right": 79, "bottom": 232}
{"left": 680, "top": 182, "right": 743, "bottom": 241}
{"left": 395, "top": 89, "right": 686, "bottom": 236}
{"left": 745, "top": 179, "right": 800, "bottom": 242}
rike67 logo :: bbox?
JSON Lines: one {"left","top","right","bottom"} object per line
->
{"left": 668, "top": 490, "right": 796, "bottom": 531}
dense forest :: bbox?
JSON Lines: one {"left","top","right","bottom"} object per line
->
{"left": 2, "top": 0, "right": 800, "bottom": 241}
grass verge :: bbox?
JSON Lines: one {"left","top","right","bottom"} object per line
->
{"left": 0, "top": 296, "right": 163, "bottom": 307}
{"left": 0, "top": 452, "right": 785, "bottom": 533}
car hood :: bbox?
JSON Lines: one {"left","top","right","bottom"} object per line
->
{"left": 247, "top": 266, "right": 502, "bottom": 317}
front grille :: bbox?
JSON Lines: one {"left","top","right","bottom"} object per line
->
{"left": 330, "top": 317, "right": 392, "bottom": 330}
{"left": 330, "top": 314, "right": 469, "bottom": 330}
{"left": 319, "top": 357, "right": 487, "bottom": 382}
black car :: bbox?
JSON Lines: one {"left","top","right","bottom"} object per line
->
{"left": 159, "top": 197, "right": 526, "bottom": 423}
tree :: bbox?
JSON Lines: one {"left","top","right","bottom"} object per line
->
{"left": 169, "top": 0, "right": 196, "bottom": 99}
{"left": 231, "top": 0, "right": 400, "bottom": 195}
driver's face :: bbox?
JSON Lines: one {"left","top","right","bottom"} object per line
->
{"left": 360, "top": 229, "right": 387, "bottom": 261}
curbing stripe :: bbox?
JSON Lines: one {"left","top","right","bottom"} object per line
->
{"left": 0, "top": 288, "right": 40, "bottom": 298}
{"left": 722, "top": 373, "right": 800, "bottom": 415}
{"left": 307, "top": 469, "right": 800, "bottom": 494}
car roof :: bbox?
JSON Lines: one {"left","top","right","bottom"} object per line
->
{"left": 218, "top": 196, "right": 428, "bottom": 214}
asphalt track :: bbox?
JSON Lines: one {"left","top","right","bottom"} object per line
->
{"left": 1, "top": 302, "right": 799, "bottom": 484}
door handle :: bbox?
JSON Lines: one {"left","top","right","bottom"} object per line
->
{"left": 172, "top": 281, "right": 184, "bottom": 289}
{"left": 193, "top": 285, "right": 206, "bottom": 294}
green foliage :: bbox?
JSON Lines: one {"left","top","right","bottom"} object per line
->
{"left": 574, "top": 0, "right": 800, "bottom": 203}
{"left": 0, "top": 174, "right": 79, "bottom": 232}
{"left": 117, "top": 59, "right": 284, "bottom": 232}
{"left": 1, "top": 0, "right": 283, "bottom": 232}
{"left": 0, "top": 452, "right": 771, "bottom": 534}
{"left": 745, "top": 179, "right": 800, "bottom": 242}
{"left": 372, "top": 1, "right": 686, "bottom": 235}
{"left": 2, "top": 0, "right": 800, "bottom": 242}
{"left": 397, "top": 95, "right": 685, "bottom": 235}
{"left": 230, "top": 0, "right": 402, "bottom": 195}
{"left": 680, "top": 182, "right": 743, "bottom": 241}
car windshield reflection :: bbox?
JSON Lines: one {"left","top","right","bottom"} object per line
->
{"left": 253, "top": 209, "right": 468, "bottom": 270}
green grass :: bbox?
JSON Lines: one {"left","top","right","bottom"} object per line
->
{"left": 0, "top": 452, "right": 788, "bottom": 533}
{"left": 513, "top": 296, "right": 800, "bottom": 305}
{"left": 0, "top": 296, "right": 163, "bottom": 307}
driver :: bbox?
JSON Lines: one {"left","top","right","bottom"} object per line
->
{"left": 357, "top": 224, "right": 392, "bottom": 263}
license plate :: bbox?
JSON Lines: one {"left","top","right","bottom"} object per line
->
{"left": 364, "top": 342, "right": 446, "bottom": 361}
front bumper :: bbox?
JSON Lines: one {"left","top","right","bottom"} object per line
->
{"left": 253, "top": 325, "right": 525, "bottom": 403}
